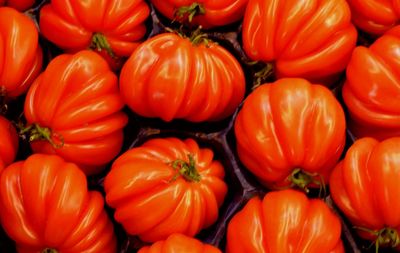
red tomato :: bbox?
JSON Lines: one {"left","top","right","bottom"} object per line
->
{"left": 0, "top": 116, "right": 18, "bottom": 170}
{"left": 0, "top": 7, "right": 42, "bottom": 98}
{"left": 24, "top": 50, "right": 128, "bottom": 175}
{"left": 330, "top": 137, "right": 400, "bottom": 251}
{"left": 242, "top": 0, "right": 357, "bottom": 85}
{"left": 150, "top": 0, "right": 248, "bottom": 28}
{"left": 104, "top": 138, "right": 227, "bottom": 242}
{"left": 234, "top": 78, "right": 346, "bottom": 191}
{"left": 0, "top": 154, "right": 117, "bottom": 253}
{"left": 343, "top": 26, "right": 400, "bottom": 140}
{"left": 0, "top": 0, "right": 35, "bottom": 11}
{"left": 226, "top": 189, "right": 344, "bottom": 253}
{"left": 39, "top": 0, "right": 150, "bottom": 61}
{"left": 347, "top": 0, "right": 400, "bottom": 36}
{"left": 120, "top": 32, "right": 245, "bottom": 122}
{"left": 138, "top": 233, "right": 222, "bottom": 253}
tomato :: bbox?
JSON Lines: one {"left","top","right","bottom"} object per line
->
{"left": 0, "top": 154, "right": 117, "bottom": 253}
{"left": 120, "top": 32, "right": 245, "bottom": 122}
{"left": 0, "top": 7, "right": 42, "bottom": 98}
{"left": 39, "top": 0, "right": 150, "bottom": 62}
{"left": 226, "top": 189, "right": 344, "bottom": 253}
{"left": 347, "top": 0, "right": 400, "bottom": 36}
{"left": 242, "top": 0, "right": 357, "bottom": 85}
{"left": 104, "top": 137, "right": 227, "bottom": 242}
{"left": 138, "top": 233, "right": 221, "bottom": 253}
{"left": 0, "top": 116, "right": 18, "bottom": 170}
{"left": 234, "top": 78, "right": 346, "bottom": 191}
{"left": 150, "top": 0, "right": 248, "bottom": 28}
{"left": 330, "top": 137, "right": 400, "bottom": 251}
{"left": 24, "top": 50, "right": 128, "bottom": 175}
{"left": 343, "top": 26, "right": 400, "bottom": 141}
{"left": 0, "top": 0, "right": 36, "bottom": 11}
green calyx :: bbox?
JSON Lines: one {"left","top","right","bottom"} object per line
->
{"left": 249, "top": 62, "right": 274, "bottom": 89}
{"left": 169, "top": 154, "right": 201, "bottom": 182}
{"left": 289, "top": 168, "right": 326, "bottom": 197}
{"left": 354, "top": 227, "right": 400, "bottom": 253}
{"left": 19, "top": 123, "right": 64, "bottom": 148}
{"left": 175, "top": 3, "right": 205, "bottom": 23}
{"left": 90, "top": 33, "right": 115, "bottom": 58}
{"left": 42, "top": 248, "right": 58, "bottom": 253}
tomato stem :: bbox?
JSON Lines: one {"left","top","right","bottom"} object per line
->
{"left": 289, "top": 169, "right": 326, "bottom": 197}
{"left": 42, "top": 248, "right": 58, "bottom": 253}
{"left": 19, "top": 123, "right": 64, "bottom": 148}
{"left": 189, "top": 26, "right": 210, "bottom": 46}
{"left": 169, "top": 154, "right": 201, "bottom": 182}
{"left": 90, "top": 33, "right": 115, "bottom": 58}
{"left": 354, "top": 227, "right": 400, "bottom": 253}
{"left": 174, "top": 3, "right": 205, "bottom": 23}
{"left": 252, "top": 63, "right": 274, "bottom": 89}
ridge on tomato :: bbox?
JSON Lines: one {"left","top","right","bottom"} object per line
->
{"left": 23, "top": 50, "right": 128, "bottom": 175}
{"left": 104, "top": 137, "right": 227, "bottom": 242}
{"left": 0, "top": 115, "right": 18, "bottom": 171}
{"left": 0, "top": 0, "right": 35, "bottom": 11}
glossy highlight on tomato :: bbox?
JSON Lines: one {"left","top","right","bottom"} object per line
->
{"left": 234, "top": 78, "right": 346, "bottom": 191}
{"left": 242, "top": 0, "right": 357, "bottom": 85}
{"left": 0, "top": 154, "right": 117, "bottom": 253}
{"left": 104, "top": 138, "right": 227, "bottom": 242}
{"left": 226, "top": 189, "right": 344, "bottom": 253}
{"left": 0, "top": 7, "right": 42, "bottom": 98}
{"left": 0, "top": 0, "right": 35, "bottom": 11}
{"left": 24, "top": 50, "right": 128, "bottom": 175}
{"left": 0, "top": 115, "right": 18, "bottom": 171}
{"left": 120, "top": 32, "right": 245, "bottom": 122}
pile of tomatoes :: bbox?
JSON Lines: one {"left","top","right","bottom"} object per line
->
{"left": 1, "top": 0, "right": 400, "bottom": 252}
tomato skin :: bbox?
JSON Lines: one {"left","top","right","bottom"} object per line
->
{"left": 138, "top": 233, "right": 222, "bottom": 253}
{"left": 242, "top": 0, "right": 357, "bottom": 85}
{"left": 343, "top": 26, "right": 400, "bottom": 140}
{"left": 24, "top": 50, "right": 128, "bottom": 175}
{"left": 0, "top": 154, "right": 117, "bottom": 253}
{"left": 226, "top": 189, "right": 344, "bottom": 253}
{"left": 104, "top": 138, "right": 227, "bottom": 242}
{"left": 150, "top": 0, "right": 248, "bottom": 28}
{"left": 234, "top": 78, "right": 345, "bottom": 189}
{"left": 0, "top": 0, "right": 35, "bottom": 11}
{"left": 39, "top": 0, "right": 150, "bottom": 59}
{"left": 0, "top": 7, "right": 42, "bottom": 98}
{"left": 0, "top": 116, "right": 18, "bottom": 170}
{"left": 120, "top": 32, "right": 245, "bottom": 122}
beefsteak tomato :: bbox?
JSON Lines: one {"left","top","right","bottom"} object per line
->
{"left": 226, "top": 189, "right": 344, "bottom": 253}
{"left": 0, "top": 115, "right": 18, "bottom": 170}
{"left": 343, "top": 25, "right": 400, "bottom": 140}
{"left": 104, "top": 137, "right": 227, "bottom": 242}
{"left": 150, "top": 0, "right": 248, "bottom": 28}
{"left": 39, "top": 0, "right": 150, "bottom": 63}
{"left": 120, "top": 32, "right": 245, "bottom": 122}
{"left": 242, "top": 0, "right": 357, "bottom": 85}
{"left": 330, "top": 137, "right": 400, "bottom": 252}
{"left": 138, "top": 233, "right": 221, "bottom": 253}
{"left": 234, "top": 78, "right": 346, "bottom": 191}
{"left": 0, "top": 7, "right": 42, "bottom": 98}
{"left": 0, "top": 0, "right": 35, "bottom": 11}
{"left": 0, "top": 154, "right": 117, "bottom": 253}
{"left": 24, "top": 50, "right": 128, "bottom": 175}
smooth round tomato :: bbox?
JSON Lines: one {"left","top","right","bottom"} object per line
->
{"left": 343, "top": 26, "right": 400, "bottom": 140}
{"left": 0, "top": 0, "right": 36, "bottom": 11}
{"left": 151, "top": 0, "right": 248, "bottom": 28}
{"left": 0, "top": 154, "right": 117, "bottom": 253}
{"left": 0, "top": 7, "right": 42, "bottom": 98}
{"left": 242, "top": 0, "right": 357, "bottom": 85}
{"left": 226, "top": 189, "right": 344, "bottom": 253}
{"left": 120, "top": 32, "right": 245, "bottom": 122}
{"left": 0, "top": 115, "right": 18, "bottom": 170}
{"left": 104, "top": 138, "right": 227, "bottom": 242}
{"left": 234, "top": 78, "right": 346, "bottom": 191}
{"left": 24, "top": 50, "right": 128, "bottom": 175}
{"left": 347, "top": 0, "right": 400, "bottom": 36}
{"left": 138, "top": 233, "right": 221, "bottom": 253}
{"left": 330, "top": 137, "right": 400, "bottom": 251}
{"left": 39, "top": 0, "right": 150, "bottom": 63}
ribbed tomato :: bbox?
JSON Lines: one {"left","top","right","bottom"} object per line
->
{"left": 0, "top": 154, "right": 117, "bottom": 253}
{"left": 242, "top": 0, "right": 357, "bottom": 85}
{"left": 226, "top": 189, "right": 344, "bottom": 253}
{"left": 150, "top": 0, "right": 248, "bottom": 28}
{"left": 39, "top": 0, "right": 150, "bottom": 63}
{"left": 138, "top": 234, "right": 222, "bottom": 253}
{"left": 343, "top": 25, "right": 400, "bottom": 140}
{"left": 24, "top": 50, "right": 128, "bottom": 175}
{"left": 0, "top": 7, "right": 42, "bottom": 98}
{"left": 347, "top": 0, "right": 400, "bottom": 36}
{"left": 0, "top": 0, "right": 35, "bottom": 11}
{"left": 234, "top": 78, "right": 346, "bottom": 191}
{"left": 0, "top": 115, "right": 18, "bottom": 170}
{"left": 120, "top": 32, "right": 245, "bottom": 122}
{"left": 330, "top": 137, "right": 400, "bottom": 252}
{"left": 104, "top": 138, "right": 227, "bottom": 242}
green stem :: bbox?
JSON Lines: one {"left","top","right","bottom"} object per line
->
{"left": 354, "top": 227, "right": 400, "bottom": 253}
{"left": 169, "top": 154, "right": 201, "bottom": 182}
{"left": 289, "top": 169, "right": 326, "bottom": 197}
{"left": 252, "top": 63, "right": 274, "bottom": 89}
{"left": 42, "top": 248, "right": 58, "bottom": 253}
{"left": 90, "top": 33, "right": 115, "bottom": 58}
{"left": 20, "top": 123, "right": 64, "bottom": 148}
{"left": 175, "top": 3, "right": 205, "bottom": 23}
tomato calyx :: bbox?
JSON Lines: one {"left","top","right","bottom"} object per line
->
{"left": 289, "top": 169, "right": 326, "bottom": 197}
{"left": 90, "top": 33, "right": 115, "bottom": 58}
{"left": 166, "top": 26, "right": 211, "bottom": 47}
{"left": 354, "top": 227, "right": 400, "bottom": 253}
{"left": 246, "top": 62, "right": 274, "bottom": 89}
{"left": 19, "top": 123, "right": 64, "bottom": 148}
{"left": 174, "top": 3, "right": 205, "bottom": 23}
{"left": 42, "top": 248, "right": 58, "bottom": 253}
{"left": 169, "top": 154, "right": 201, "bottom": 182}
